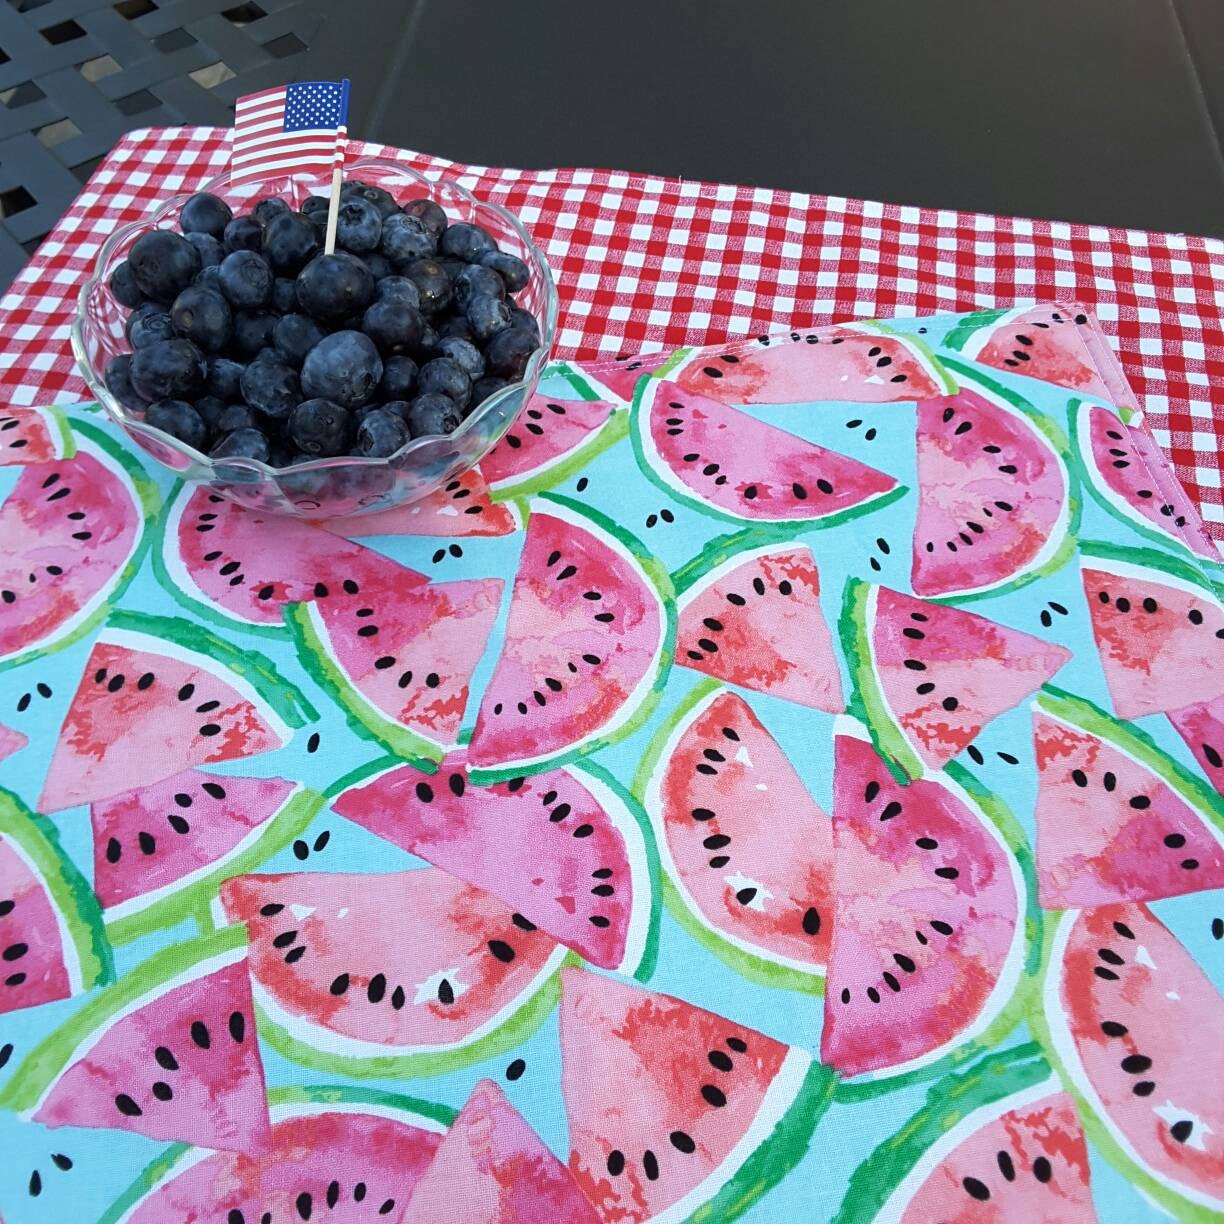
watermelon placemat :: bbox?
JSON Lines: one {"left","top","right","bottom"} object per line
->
{"left": 2, "top": 306, "right": 1224, "bottom": 1222}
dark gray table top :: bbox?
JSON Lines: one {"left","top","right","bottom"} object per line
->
{"left": 306, "top": 0, "right": 1224, "bottom": 237}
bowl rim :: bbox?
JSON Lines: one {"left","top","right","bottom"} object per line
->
{"left": 71, "top": 155, "right": 559, "bottom": 480}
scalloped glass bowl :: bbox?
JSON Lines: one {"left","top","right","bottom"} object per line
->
{"left": 72, "top": 157, "right": 557, "bottom": 518}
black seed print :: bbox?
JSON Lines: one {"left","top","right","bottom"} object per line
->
{"left": 962, "top": 1177, "right": 990, "bottom": 1201}
{"left": 506, "top": 1058, "right": 526, "bottom": 1081}
{"left": 293, "top": 840, "right": 309, "bottom": 860}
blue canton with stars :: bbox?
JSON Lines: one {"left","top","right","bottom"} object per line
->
{"left": 283, "top": 79, "right": 349, "bottom": 131}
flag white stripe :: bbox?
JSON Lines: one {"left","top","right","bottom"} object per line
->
{"left": 233, "top": 129, "right": 338, "bottom": 156}
{"left": 231, "top": 153, "right": 339, "bottom": 177}
{"left": 232, "top": 141, "right": 339, "bottom": 167}
{"left": 235, "top": 94, "right": 285, "bottom": 117}
{"left": 234, "top": 118, "right": 285, "bottom": 141}
{"left": 234, "top": 101, "right": 283, "bottom": 122}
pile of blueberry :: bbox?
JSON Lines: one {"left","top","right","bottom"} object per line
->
{"left": 102, "top": 179, "right": 540, "bottom": 465}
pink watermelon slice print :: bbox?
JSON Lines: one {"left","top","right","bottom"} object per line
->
{"left": 1035, "top": 903, "right": 1224, "bottom": 1218}
{"left": 99, "top": 1085, "right": 449, "bottom": 1224}
{"left": 633, "top": 378, "right": 902, "bottom": 526}
{"left": 0, "top": 926, "right": 269, "bottom": 1151}
{"left": 287, "top": 567, "right": 502, "bottom": 766}
{"left": 581, "top": 351, "right": 673, "bottom": 403}
{"left": 1, "top": 419, "right": 156, "bottom": 670}
{"left": 332, "top": 753, "right": 658, "bottom": 975}
{"left": 824, "top": 721, "right": 1031, "bottom": 1084}
{"left": 842, "top": 579, "right": 1070, "bottom": 779}
{"left": 672, "top": 326, "right": 955, "bottom": 404}
{"left": 467, "top": 495, "right": 673, "bottom": 781}
{"left": 39, "top": 610, "right": 313, "bottom": 812}
{"left": 833, "top": 1044, "right": 1096, "bottom": 1223}
{"left": 0, "top": 722, "right": 27, "bottom": 764}
{"left": 218, "top": 869, "right": 568, "bottom": 1078}
{"left": 560, "top": 968, "right": 832, "bottom": 1222}
{"left": 912, "top": 368, "right": 1076, "bottom": 599}
{"left": 1033, "top": 687, "right": 1224, "bottom": 908}
{"left": 321, "top": 468, "right": 521, "bottom": 537}
{"left": 1168, "top": 694, "right": 1224, "bottom": 795}
{"left": 943, "top": 304, "right": 1118, "bottom": 402}
{"left": 1072, "top": 400, "right": 1219, "bottom": 563}
{"left": 0, "top": 404, "right": 73, "bottom": 465}
{"left": 480, "top": 390, "right": 624, "bottom": 498}
{"left": 673, "top": 538, "right": 844, "bottom": 712}
{"left": 91, "top": 770, "right": 324, "bottom": 944}
{"left": 403, "top": 1079, "right": 601, "bottom": 1224}
{"left": 0, "top": 786, "right": 112, "bottom": 1016}
{"left": 638, "top": 684, "right": 833, "bottom": 992}
{"left": 156, "top": 482, "right": 427, "bottom": 635}
{"left": 1081, "top": 542, "right": 1224, "bottom": 720}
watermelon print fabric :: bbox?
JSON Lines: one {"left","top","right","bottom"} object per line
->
{"left": 1, "top": 303, "right": 1222, "bottom": 1223}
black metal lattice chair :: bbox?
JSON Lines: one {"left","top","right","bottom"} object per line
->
{"left": 0, "top": 0, "right": 328, "bottom": 290}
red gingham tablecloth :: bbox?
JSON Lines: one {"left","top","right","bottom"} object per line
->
{"left": 3, "top": 125, "right": 1222, "bottom": 542}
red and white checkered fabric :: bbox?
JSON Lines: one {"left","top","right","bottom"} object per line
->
{"left": 3, "top": 125, "right": 1222, "bottom": 539}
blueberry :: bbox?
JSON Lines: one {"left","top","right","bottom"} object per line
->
{"left": 104, "top": 354, "right": 147, "bottom": 411}
{"left": 128, "top": 229, "right": 202, "bottom": 303}
{"left": 218, "top": 250, "right": 274, "bottom": 311}
{"left": 355, "top": 407, "right": 410, "bottom": 457}
{"left": 412, "top": 323, "right": 441, "bottom": 363}
{"left": 362, "top": 299, "right": 425, "bottom": 355}
{"left": 436, "top": 336, "right": 484, "bottom": 380}
{"left": 436, "top": 256, "right": 469, "bottom": 282}
{"left": 343, "top": 181, "right": 399, "bottom": 218}
{"left": 273, "top": 313, "right": 327, "bottom": 367}
{"left": 215, "top": 403, "right": 259, "bottom": 433}
{"left": 109, "top": 260, "right": 145, "bottom": 308}
{"left": 296, "top": 252, "right": 375, "bottom": 323}
{"left": 436, "top": 314, "right": 474, "bottom": 342}
{"left": 401, "top": 197, "right": 448, "bottom": 240}
{"left": 375, "top": 275, "right": 420, "bottom": 308}
{"left": 223, "top": 214, "right": 263, "bottom": 253}
{"left": 471, "top": 375, "right": 508, "bottom": 407}
{"left": 479, "top": 249, "right": 530, "bottom": 293}
{"left": 380, "top": 213, "right": 435, "bottom": 264}
{"left": 405, "top": 258, "right": 452, "bottom": 314}
{"left": 240, "top": 357, "right": 300, "bottom": 419}
{"left": 337, "top": 196, "right": 383, "bottom": 253}
{"left": 170, "top": 286, "right": 232, "bottom": 353}
{"left": 484, "top": 326, "right": 537, "bottom": 380}
{"left": 507, "top": 305, "right": 541, "bottom": 343}
{"left": 440, "top": 221, "right": 495, "bottom": 262}
{"left": 378, "top": 354, "right": 418, "bottom": 400}
{"left": 206, "top": 357, "right": 246, "bottom": 401}
{"left": 406, "top": 392, "right": 461, "bottom": 438}
{"left": 272, "top": 276, "right": 299, "bottom": 314}
{"left": 301, "top": 195, "right": 330, "bottom": 218}
{"left": 128, "top": 307, "right": 176, "bottom": 349}
{"left": 466, "top": 294, "right": 512, "bottom": 343}
{"left": 252, "top": 197, "right": 291, "bottom": 228}
{"left": 289, "top": 398, "right": 353, "bottom": 456}
{"left": 184, "top": 231, "right": 225, "bottom": 268}
{"left": 417, "top": 357, "right": 471, "bottom": 409}
{"left": 453, "top": 263, "right": 504, "bottom": 310}
{"left": 300, "top": 329, "right": 383, "bottom": 408}
{"left": 378, "top": 400, "right": 413, "bottom": 423}
{"left": 146, "top": 399, "right": 208, "bottom": 450}
{"left": 180, "top": 192, "right": 233, "bottom": 239}
{"left": 261, "top": 211, "right": 320, "bottom": 275}
{"left": 362, "top": 252, "right": 393, "bottom": 280}
{"left": 193, "top": 395, "right": 227, "bottom": 430}
{"left": 211, "top": 427, "right": 270, "bottom": 463}
{"left": 193, "top": 264, "right": 224, "bottom": 292}
{"left": 231, "top": 310, "right": 279, "bottom": 357}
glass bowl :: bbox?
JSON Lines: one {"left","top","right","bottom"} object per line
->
{"left": 72, "top": 156, "right": 558, "bottom": 518}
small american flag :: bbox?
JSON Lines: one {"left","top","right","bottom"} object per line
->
{"left": 231, "top": 79, "right": 350, "bottom": 184}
